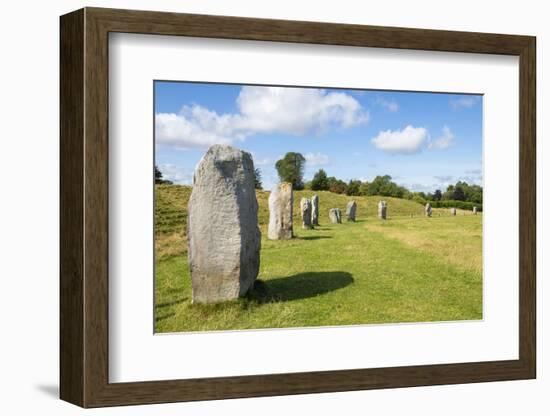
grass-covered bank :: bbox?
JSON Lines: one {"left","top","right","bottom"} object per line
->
{"left": 155, "top": 184, "right": 482, "bottom": 333}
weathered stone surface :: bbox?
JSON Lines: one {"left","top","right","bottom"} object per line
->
{"left": 187, "top": 144, "right": 261, "bottom": 304}
{"left": 450, "top": 207, "right": 457, "bottom": 216}
{"left": 300, "top": 197, "right": 313, "bottom": 229}
{"left": 425, "top": 202, "right": 432, "bottom": 217}
{"left": 268, "top": 182, "right": 293, "bottom": 240}
{"left": 346, "top": 200, "right": 357, "bottom": 222}
{"left": 473, "top": 206, "right": 478, "bottom": 215}
{"left": 329, "top": 208, "right": 342, "bottom": 224}
{"left": 311, "top": 194, "right": 319, "bottom": 226}
{"left": 378, "top": 201, "right": 387, "bottom": 220}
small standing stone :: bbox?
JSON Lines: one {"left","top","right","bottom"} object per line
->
{"left": 268, "top": 182, "right": 293, "bottom": 240}
{"left": 188, "top": 144, "right": 261, "bottom": 304}
{"left": 329, "top": 208, "right": 342, "bottom": 224}
{"left": 346, "top": 200, "right": 357, "bottom": 222}
{"left": 378, "top": 201, "right": 387, "bottom": 220}
{"left": 311, "top": 194, "right": 319, "bottom": 226}
{"left": 425, "top": 203, "right": 432, "bottom": 217}
{"left": 450, "top": 207, "right": 457, "bottom": 216}
{"left": 300, "top": 198, "right": 313, "bottom": 229}
{"left": 473, "top": 206, "right": 478, "bottom": 215}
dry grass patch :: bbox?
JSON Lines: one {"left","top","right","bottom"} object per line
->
{"left": 365, "top": 215, "right": 482, "bottom": 274}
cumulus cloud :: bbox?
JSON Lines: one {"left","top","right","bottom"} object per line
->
{"left": 450, "top": 96, "right": 478, "bottom": 110}
{"left": 458, "top": 175, "right": 483, "bottom": 185}
{"left": 403, "top": 182, "right": 436, "bottom": 193}
{"left": 155, "top": 86, "right": 370, "bottom": 149}
{"left": 253, "top": 157, "right": 274, "bottom": 167}
{"left": 465, "top": 168, "right": 482, "bottom": 175}
{"left": 376, "top": 97, "right": 399, "bottom": 112}
{"left": 305, "top": 152, "right": 330, "bottom": 166}
{"left": 158, "top": 164, "right": 194, "bottom": 185}
{"left": 371, "top": 125, "right": 428, "bottom": 155}
{"left": 434, "top": 175, "right": 454, "bottom": 183}
{"left": 429, "top": 126, "right": 455, "bottom": 150}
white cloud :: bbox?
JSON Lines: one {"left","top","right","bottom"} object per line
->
{"left": 429, "top": 126, "right": 455, "bottom": 149}
{"left": 254, "top": 157, "right": 274, "bottom": 167}
{"left": 450, "top": 96, "right": 477, "bottom": 110}
{"left": 376, "top": 97, "right": 399, "bottom": 112}
{"left": 155, "top": 86, "right": 369, "bottom": 149}
{"left": 403, "top": 182, "right": 435, "bottom": 193}
{"left": 158, "top": 164, "right": 194, "bottom": 185}
{"left": 458, "top": 175, "right": 483, "bottom": 185}
{"left": 434, "top": 175, "right": 454, "bottom": 183}
{"left": 249, "top": 152, "right": 274, "bottom": 167}
{"left": 304, "top": 152, "right": 330, "bottom": 166}
{"left": 371, "top": 125, "right": 428, "bottom": 155}
{"left": 465, "top": 168, "right": 482, "bottom": 175}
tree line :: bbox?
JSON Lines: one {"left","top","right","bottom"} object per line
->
{"left": 273, "top": 152, "right": 482, "bottom": 206}
{"left": 156, "top": 150, "right": 483, "bottom": 207}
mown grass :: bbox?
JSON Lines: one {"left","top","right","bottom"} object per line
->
{"left": 155, "top": 184, "right": 482, "bottom": 333}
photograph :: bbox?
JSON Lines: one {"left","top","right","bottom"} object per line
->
{"left": 154, "top": 81, "right": 484, "bottom": 333}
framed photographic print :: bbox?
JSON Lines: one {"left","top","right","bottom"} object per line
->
{"left": 60, "top": 7, "right": 536, "bottom": 408}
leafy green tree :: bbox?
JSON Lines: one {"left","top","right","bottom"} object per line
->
{"left": 363, "top": 175, "right": 406, "bottom": 198}
{"left": 327, "top": 176, "right": 347, "bottom": 194}
{"left": 443, "top": 181, "right": 482, "bottom": 204}
{"left": 253, "top": 167, "right": 263, "bottom": 190}
{"left": 452, "top": 183, "right": 466, "bottom": 201}
{"left": 433, "top": 189, "right": 442, "bottom": 201}
{"left": 311, "top": 169, "right": 330, "bottom": 191}
{"left": 346, "top": 180, "right": 362, "bottom": 196}
{"left": 442, "top": 185, "right": 454, "bottom": 200}
{"left": 275, "top": 152, "right": 306, "bottom": 190}
{"left": 154, "top": 165, "right": 172, "bottom": 185}
{"left": 359, "top": 181, "right": 370, "bottom": 196}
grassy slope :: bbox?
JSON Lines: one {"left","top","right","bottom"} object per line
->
{"left": 155, "top": 184, "right": 482, "bottom": 333}
{"left": 154, "top": 184, "right": 449, "bottom": 259}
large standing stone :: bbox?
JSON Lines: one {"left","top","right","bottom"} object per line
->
{"left": 268, "top": 182, "right": 293, "bottom": 240}
{"left": 473, "top": 206, "right": 478, "bottom": 215}
{"left": 425, "top": 202, "right": 432, "bottom": 217}
{"left": 378, "top": 201, "right": 387, "bottom": 220}
{"left": 187, "top": 144, "right": 261, "bottom": 304}
{"left": 450, "top": 207, "right": 457, "bottom": 216}
{"left": 329, "top": 208, "right": 342, "bottom": 224}
{"left": 346, "top": 200, "right": 357, "bottom": 222}
{"left": 300, "top": 198, "right": 313, "bottom": 229}
{"left": 311, "top": 194, "right": 319, "bottom": 226}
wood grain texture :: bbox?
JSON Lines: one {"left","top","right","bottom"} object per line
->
{"left": 59, "top": 7, "right": 537, "bottom": 408}
{"left": 59, "top": 8, "right": 84, "bottom": 406}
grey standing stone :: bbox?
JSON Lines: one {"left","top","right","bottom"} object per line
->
{"left": 378, "top": 201, "right": 387, "bottom": 220}
{"left": 450, "top": 207, "right": 457, "bottom": 216}
{"left": 300, "top": 198, "right": 313, "bottom": 229}
{"left": 311, "top": 194, "right": 319, "bottom": 226}
{"left": 425, "top": 202, "right": 432, "bottom": 217}
{"left": 329, "top": 208, "right": 342, "bottom": 224}
{"left": 187, "top": 144, "right": 261, "bottom": 304}
{"left": 346, "top": 200, "right": 357, "bottom": 222}
{"left": 268, "top": 182, "right": 293, "bottom": 240}
{"left": 473, "top": 206, "right": 478, "bottom": 215}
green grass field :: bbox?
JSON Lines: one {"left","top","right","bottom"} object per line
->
{"left": 155, "top": 184, "right": 482, "bottom": 333}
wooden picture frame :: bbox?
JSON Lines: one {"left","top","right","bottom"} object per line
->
{"left": 60, "top": 7, "right": 536, "bottom": 408}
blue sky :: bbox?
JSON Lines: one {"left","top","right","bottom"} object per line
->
{"left": 155, "top": 81, "right": 482, "bottom": 193}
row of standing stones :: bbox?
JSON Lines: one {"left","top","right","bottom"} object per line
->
{"left": 186, "top": 145, "right": 477, "bottom": 304}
